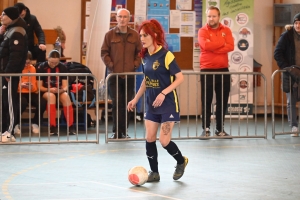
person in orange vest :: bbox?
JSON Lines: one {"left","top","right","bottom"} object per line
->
{"left": 14, "top": 51, "right": 47, "bottom": 135}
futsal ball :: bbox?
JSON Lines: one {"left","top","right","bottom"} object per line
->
{"left": 128, "top": 166, "right": 148, "bottom": 186}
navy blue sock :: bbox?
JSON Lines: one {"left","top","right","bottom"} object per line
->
{"left": 146, "top": 141, "right": 158, "bottom": 173}
{"left": 164, "top": 141, "right": 184, "bottom": 164}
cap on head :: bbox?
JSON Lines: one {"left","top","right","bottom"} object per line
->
{"left": 293, "top": 13, "right": 300, "bottom": 23}
{"left": 3, "top": 6, "right": 19, "bottom": 20}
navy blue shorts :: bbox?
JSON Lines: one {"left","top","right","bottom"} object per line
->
{"left": 144, "top": 112, "right": 180, "bottom": 123}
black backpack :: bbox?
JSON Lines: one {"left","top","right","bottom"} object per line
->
{"left": 65, "top": 62, "right": 94, "bottom": 88}
{"left": 66, "top": 62, "right": 96, "bottom": 107}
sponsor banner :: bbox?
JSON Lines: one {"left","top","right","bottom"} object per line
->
{"left": 202, "top": 0, "right": 254, "bottom": 117}
{"left": 226, "top": 104, "right": 253, "bottom": 116}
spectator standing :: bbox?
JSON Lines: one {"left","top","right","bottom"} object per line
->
{"left": 127, "top": 19, "right": 188, "bottom": 182}
{"left": 14, "top": 3, "right": 46, "bottom": 62}
{"left": 198, "top": 6, "right": 234, "bottom": 138}
{"left": 0, "top": 6, "right": 28, "bottom": 142}
{"left": 274, "top": 13, "right": 300, "bottom": 137}
{"left": 101, "top": 8, "right": 142, "bottom": 139}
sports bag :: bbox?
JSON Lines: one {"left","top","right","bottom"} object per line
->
{"left": 65, "top": 62, "right": 94, "bottom": 87}
{"left": 70, "top": 83, "right": 95, "bottom": 107}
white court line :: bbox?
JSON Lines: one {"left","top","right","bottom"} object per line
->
{"left": 6, "top": 181, "right": 90, "bottom": 186}
{"left": 44, "top": 196, "right": 153, "bottom": 200}
{"left": 7, "top": 181, "right": 182, "bottom": 200}
{"left": 89, "top": 181, "right": 181, "bottom": 200}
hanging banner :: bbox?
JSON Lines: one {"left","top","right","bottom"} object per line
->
{"left": 202, "top": 0, "right": 254, "bottom": 117}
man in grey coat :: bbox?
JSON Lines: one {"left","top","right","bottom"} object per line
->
{"left": 274, "top": 13, "right": 300, "bottom": 137}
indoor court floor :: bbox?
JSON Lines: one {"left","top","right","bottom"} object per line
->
{"left": 0, "top": 118, "right": 300, "bottom": 200}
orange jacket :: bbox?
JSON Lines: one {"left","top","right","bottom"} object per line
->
{"left": 18, "top": 64, "right": 38, "bottom": 93}
{"left": 198, "top": 23, "right": 234, "bottom": 69}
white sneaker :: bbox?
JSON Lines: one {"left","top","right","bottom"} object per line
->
{"left": 32, "top": 124, "right": 39, "bottom": 134}
{"left": 136, "top": 115, "right": 142, "bottom": 121}
{"left": 14, "top": 124, "right": 21, "bottom": 134}
{"left": 1, "top": 131, "right": 16, "bottom": 143}
{"left": 291, "top": 126, "right": 299, "bottom": 137}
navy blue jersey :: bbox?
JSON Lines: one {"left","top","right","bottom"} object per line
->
{"left": 36, "top": 62, "right": 67, "bottom": 88}
{"left": 142, "top": 46, "right": 181, "bottom": 114}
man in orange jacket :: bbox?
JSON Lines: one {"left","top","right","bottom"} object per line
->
{"left": 198, "top": 6, "right": 234, "bottom": 138}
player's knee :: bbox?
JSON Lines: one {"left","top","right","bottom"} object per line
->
{"left": 159, "top": 137, "right": 170, "bottom": 147}
{"left": 146, "top": 134, "right": 156, "bottom": 142}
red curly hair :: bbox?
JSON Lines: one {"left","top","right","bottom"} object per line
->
{"left": 138, "top": 19, "right": 168, "bottom": 58}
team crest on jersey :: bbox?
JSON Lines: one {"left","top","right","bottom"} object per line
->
{"left": 152, "top": 60, "right": 160, "bottom": 70}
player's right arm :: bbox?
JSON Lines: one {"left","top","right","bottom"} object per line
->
{"left": 127, "top": 78, "right": 146, "bottom": 111}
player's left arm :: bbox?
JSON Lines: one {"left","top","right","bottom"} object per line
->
{"left": 161, "top": 51, "right": 184, "bottom": 95}
{"left": 161, "top": 71, "right": 184, "bottom": 96}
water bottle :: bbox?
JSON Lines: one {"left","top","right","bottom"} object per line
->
{"left": 99, "top": 79, "right": 105, "bottom": 100}
{"left": 54, "top": 37, "right": 61, "bottom": 56}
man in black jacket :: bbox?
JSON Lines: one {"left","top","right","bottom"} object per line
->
{"left": 274, "top": 13, "right": 300, "bottom": 137}
{"left": 0, "top": 6, "right": 28, "bottom": 142}
{"left": 14, "top": 3, "right": 46, "bottom": 62}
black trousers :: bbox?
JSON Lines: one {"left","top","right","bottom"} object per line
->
{"left": 200, "top": 68, "right": 231, "bottom": 131}
{"left": 19, "top": 93, "right": 47, "bottom": 125}
{"left": 1, "top": 77, "right": 20, "bottom": 134}
{"left": 108, "top": 76, "right": 134, "bottom": 136}
{"left": 29, "top": 45, "right": 46, "bottom": 63}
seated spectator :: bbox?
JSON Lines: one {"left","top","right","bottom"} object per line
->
{"left": 14, "top": 51, "right": 47, "bottom": 134}
{"left": 36, "top": 50, "right": 75, "bottom": 135}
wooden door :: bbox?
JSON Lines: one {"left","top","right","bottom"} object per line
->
{"left": 272, "top": 0, "right": 286, "bottom": 114}
{"left": 0, "top": 0, "right": 17, "bottom": 15}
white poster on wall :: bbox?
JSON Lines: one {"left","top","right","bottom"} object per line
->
{"left": 86, "top": 1, "right": 91, "bottom": 15}
{"left": 176, "top": 0, "right": 192, "bottom": 10}
{"left": 180, "top": 11, "right": 195, "bottom": 37}
{"left": 170, "top": 10, "right": 181, "bottom": 28}
{"left": 135, "top": 0, "right": 147, "bottom": 16}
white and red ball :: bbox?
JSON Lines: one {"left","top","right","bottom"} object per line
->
{"left": 128, "top": 166, "right": 148, "bottom": 186}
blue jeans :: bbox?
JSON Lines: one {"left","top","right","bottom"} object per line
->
{"left": 286, "top": 92, "right": 298, "bottom": 127}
